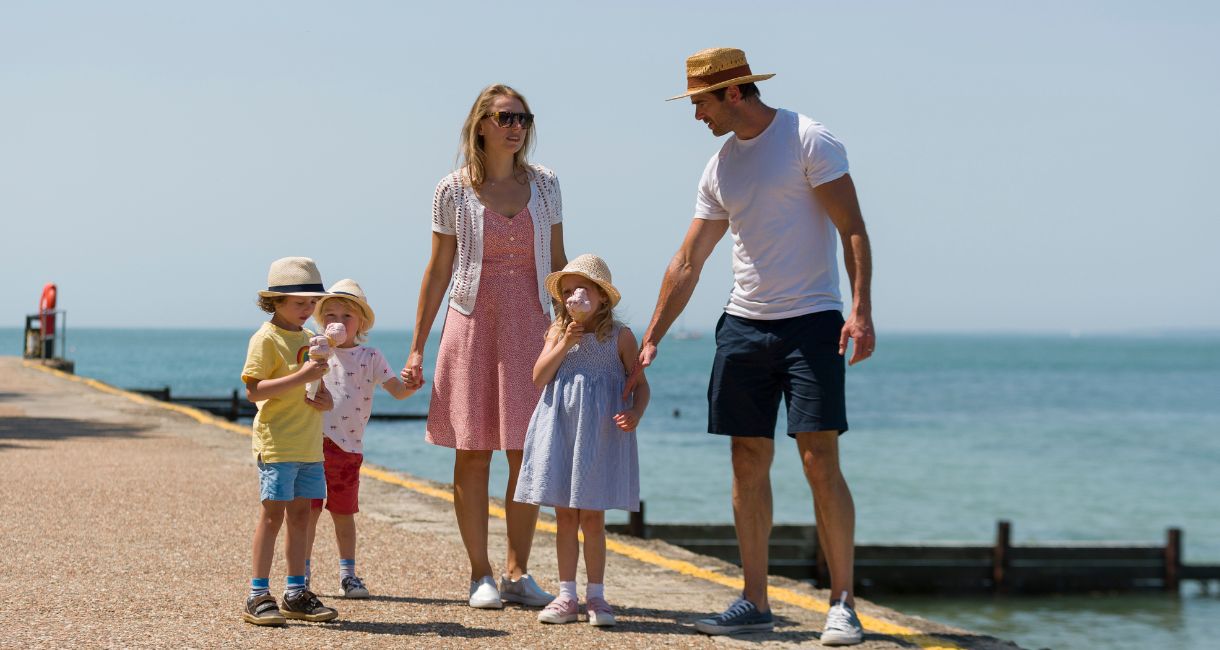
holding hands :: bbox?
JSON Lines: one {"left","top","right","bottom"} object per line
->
{"left": 401, "top": 351, "right": 427, "bottom": 390}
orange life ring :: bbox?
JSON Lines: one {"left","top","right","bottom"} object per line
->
{"left": 40, "top": 283, "right": 57, "bottom": 336}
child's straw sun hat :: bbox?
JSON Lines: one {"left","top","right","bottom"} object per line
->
{"left": 546, "top": 254, "right": 621, "bottom": 308}
{"left": 314, "top": 279, "right": 376, "bottom": 333}
{"left": 258, "top": 257, "right": 328, "bottom": 298}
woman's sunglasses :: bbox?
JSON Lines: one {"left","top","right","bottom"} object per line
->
{"left": 487, "top": 111, "right": 535, "bottom": 128}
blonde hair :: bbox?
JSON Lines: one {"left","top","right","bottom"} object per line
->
{"left": 548, "top": 285, "right": 620, "bottom": 344}
{"left": 459, "top": 84, "right": 535, "bottom": 188}
{"left": 315, "top": 296, "right": 370, "bottom": 344}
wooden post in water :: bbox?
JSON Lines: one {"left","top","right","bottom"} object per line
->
{"left": 230, "top": 389, "right": 240, "bottom": 421}
{"left": 992, "top": 519, "right": 1011, "bottom": 593}
{"left": 1165, "top": 527, "right": 1182, "bottom": 593}
{"left": 628, "top": 500, "right": 646, "bottom": 538}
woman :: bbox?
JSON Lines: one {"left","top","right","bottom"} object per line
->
{"left": 402, "top": 84, "right": 566, "bottom": 609}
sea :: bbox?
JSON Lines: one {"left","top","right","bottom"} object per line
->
{"left": 7, "top": 326, "right": 1219, "bottom": 650}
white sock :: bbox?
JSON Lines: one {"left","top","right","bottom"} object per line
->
{"left": 587, "top": 582, "right": 604, "bottom": 600}
{"left": 559, "top": 580, "right": 578, "bottom": 600}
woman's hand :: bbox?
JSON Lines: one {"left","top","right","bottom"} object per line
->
{"left": 561, "top": 320, "right": 584, "bottom": 349}
{"left": 613, "top": 408, "right": 641, "bottom": 433}
{"left": 401, "top": 351, "right": 426, "bottom": 389}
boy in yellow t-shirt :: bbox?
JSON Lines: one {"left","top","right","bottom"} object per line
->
{"left": 239, "top": 257, "right": 339, "bottom": 626}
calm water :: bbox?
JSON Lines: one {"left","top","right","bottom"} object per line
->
{"left": 8, "top": 326, "right": 1219, "bottom": 650}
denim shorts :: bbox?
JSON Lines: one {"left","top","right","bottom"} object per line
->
{"left": 708, "top": 310, "right": 849, "bottom": 438}
{"left": 257, "top": 458, "right": 326, "bottom": 502}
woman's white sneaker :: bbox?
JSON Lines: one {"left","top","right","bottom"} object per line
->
{"left": 468, "top": 575, "right": 503, "bottom": 609}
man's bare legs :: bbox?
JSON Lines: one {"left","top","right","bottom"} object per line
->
{"left": 731, "top": 436, "right": 775, "bottom": 611}
{"left": 797, "top": 430, "right": 855, "bottom": 605}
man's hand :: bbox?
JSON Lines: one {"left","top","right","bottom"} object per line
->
{"left": 839, "top": 312, "right": 875, "bottom": 365}
{"left": 623, "top": 341, "right": 657, "bottom": 400}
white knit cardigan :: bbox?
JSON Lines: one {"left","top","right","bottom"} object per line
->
{"left": 431, "top": 163, "right": 563, "bottom": 316}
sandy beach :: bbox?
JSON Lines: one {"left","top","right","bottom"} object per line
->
{"left": 0, "top": 357, "right": 1023, "bottom": 649}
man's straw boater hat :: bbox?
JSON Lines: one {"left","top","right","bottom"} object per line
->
{"left": 546, "top": 254, "right": 621, "bottom": 308}
{"left": 314, "top": 279, "right": 376, "bottom": 333}
{"left": 667, "top": 47, "right": 775, "bottom": 101}
{"left": 258, "top": 257, "right": 328, "bottom": 298}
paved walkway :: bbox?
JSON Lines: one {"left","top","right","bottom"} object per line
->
{"left": 0, "top": 357, "right": 1023, "bottom": 649}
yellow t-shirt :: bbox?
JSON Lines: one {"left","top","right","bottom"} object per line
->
{"left": 241, "top": 322, "right": 323, "bottom": 463}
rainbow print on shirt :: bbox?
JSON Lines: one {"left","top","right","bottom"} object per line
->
{"left": 296, "top": 346, "right": 310, "bottom": 365}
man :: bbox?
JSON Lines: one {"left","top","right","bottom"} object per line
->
{"left": 632, "top": 48, "right": 874, "bottom": 646}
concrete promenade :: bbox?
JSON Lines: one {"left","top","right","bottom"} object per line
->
{"left": 0, "top": 357, "right": 1023, "bottom": 649}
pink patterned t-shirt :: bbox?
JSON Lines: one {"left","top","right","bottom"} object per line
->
{"left": 323, "top": 345, "right": 394, "bottom": 454}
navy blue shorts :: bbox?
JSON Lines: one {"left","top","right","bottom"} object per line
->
{"left": 708, "top": 311, "right": 848, "bottom": 438}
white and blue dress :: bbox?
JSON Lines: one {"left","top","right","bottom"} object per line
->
{"left": 513, "top": 325, "right": 640, "bottom": 512}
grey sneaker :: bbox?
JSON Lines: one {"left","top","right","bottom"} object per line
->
{"left": 468, "top": 575, "right": 504, "bottom": 609}
{"left": 820, "top": 592, "right": 863, "bottom": 646}
{"left": 242, "top": 593, "right": 286, "bottom": 626}
{"left": 694, "top": 597, "right": 774, "bottom": 635}
{"left": 499, "top": 574, "right": 554, "bottom": 607}
{"left": 341, "top": 575, "right": 370, "bottom": 599}
{"left": 280, "top": 589, "right": 338, "bottom": 622}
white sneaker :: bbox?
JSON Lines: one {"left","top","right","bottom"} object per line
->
{"left": 821, "top": 592, "right": 863, "bottom": 646}
{"left": 499, "top": 574, "right": 555, "bottom": 607}
{"left": 468, "top": 575, "right": 503, "bottom": 609}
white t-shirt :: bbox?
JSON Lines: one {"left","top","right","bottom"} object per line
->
{"left": 323, "top": 345, "right": 394, "bottom": 454}
{"left": 695, "top": 109, "right": 849, "bottom": 320}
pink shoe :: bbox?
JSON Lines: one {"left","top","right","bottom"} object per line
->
{"left": 586, "top": 596, "right": 616, "bottom": 627}
{"left": 538, "top": 595, "right": 579, "bottom": 624}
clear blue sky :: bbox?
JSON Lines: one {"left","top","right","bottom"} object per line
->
{"left": 3, "top": 1, "right": 1218, "bottom": 334}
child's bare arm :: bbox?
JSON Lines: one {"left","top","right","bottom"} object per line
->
{"left": 614, "top": 327, "right": 650, "bottom": 432}
{"left": 381, "top": 376, "right": 416, "bottom": 400}
{"left": 533, "top": 323, "right": 582, "bottom": 388}
{"left": 245, "top": 359, "right": 328, "bottom": 402}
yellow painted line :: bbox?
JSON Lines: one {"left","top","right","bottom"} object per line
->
{"left": 22, "top": 359, "right": 959, "bottom": 649}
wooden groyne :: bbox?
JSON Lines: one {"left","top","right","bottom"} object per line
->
{"left": 609, "top": 506, "right": 1220, "bottom": 595}
{"left": 127, "top": 386, "right": 427, "bottom": 421}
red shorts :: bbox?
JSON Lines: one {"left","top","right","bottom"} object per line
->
{"left": 311, "top": 437, "right": 363, "bottom": 515}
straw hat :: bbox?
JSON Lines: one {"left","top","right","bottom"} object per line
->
{"left": 546, "top": 254, "right": 621, "bottom": 308}
{"left": 314, "top": 279, "right": 376, "bottom": 333}
{"left": 667, "top": 47, "right": 775, "bottom": 101}
{"left": 258, "top": 257, "right": 327, "bottom": 297}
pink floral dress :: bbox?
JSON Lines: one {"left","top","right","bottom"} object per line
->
{"left": 426, "top": 207, "right": 550, "bottom": 450}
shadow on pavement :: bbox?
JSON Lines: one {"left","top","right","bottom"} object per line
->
{"left": 0, "top": 415, "right": 147, "bottom": 450}
{"left": 321, "top": 620, "right": 510, "bottom": 638}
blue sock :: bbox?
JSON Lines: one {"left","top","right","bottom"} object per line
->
{"left": 286, "top": 575, "right": 307, "bottom": 595}
{"left": 250, "top": 577, "right": 270, "bottom": 598}
{"left": 340, "top": 558, "right": 356, "bottom": 580}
